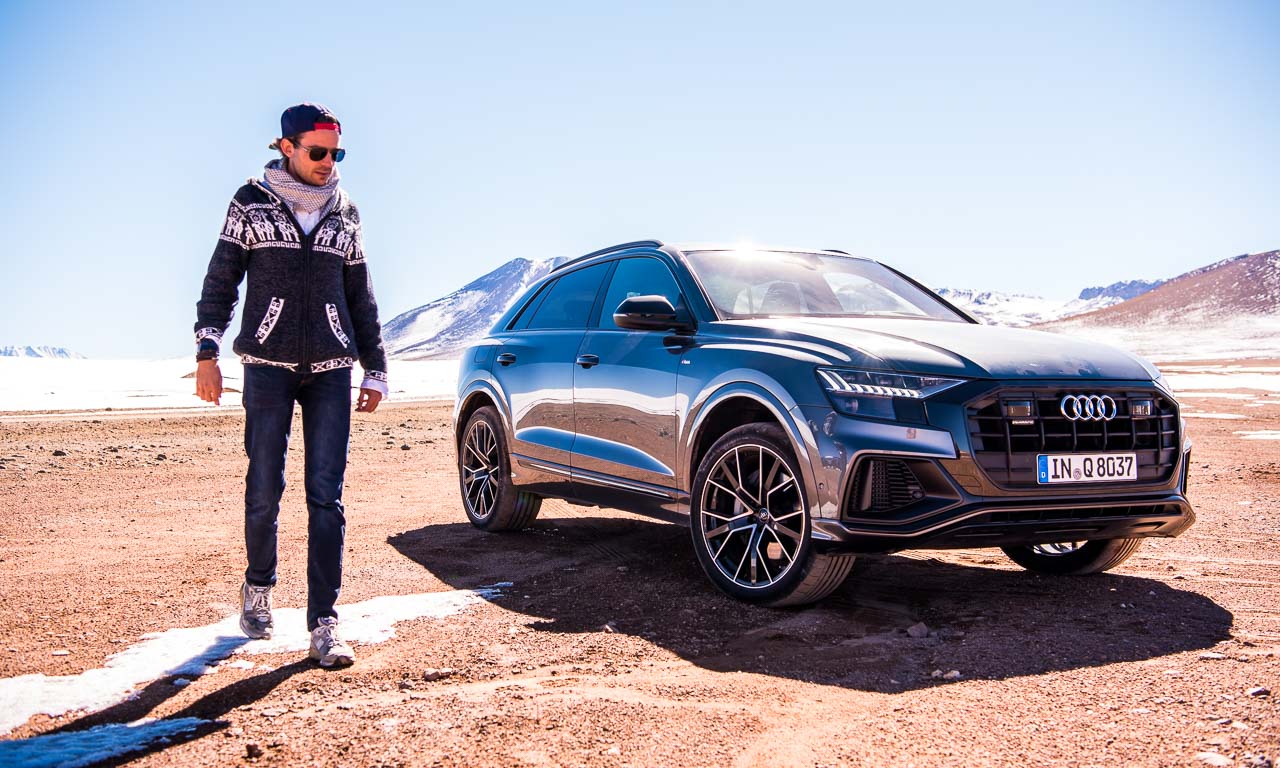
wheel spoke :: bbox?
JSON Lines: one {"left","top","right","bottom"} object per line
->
{"left": 708, "top": 479, "right": 755, "bottom": 513}
{"left": 465, "top": 441, "right": 489, "bottom": 468}
{"left": 772, "top": 521, "right": 803, "bottom": 542}
{"left": 701, "top": 509, "right": 751, "bottom": 523}
{"left": 766, "top": 475, "right": 795, "bottom": 500}
{"left": 732, "top": 526, "right": 756, "bottom": 582}
{"left": 757, "top": 446, "right": 765, "bottom": 510}
{"left": 711, "top": 524, "right": 752, "bottom": 560}
{"left": 748, "top": 524, "right": 764, "bottom": 585}
{"left": 756, "top": 534, "right": 773, "bottom": 583}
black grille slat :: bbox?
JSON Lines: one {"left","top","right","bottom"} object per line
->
{"left": 967, "top": 388, "right": 1180, "bottom": 488}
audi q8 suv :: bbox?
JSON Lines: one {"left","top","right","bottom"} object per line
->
{"left": 454, "top": 241, "right": 1193, "bottom": 606}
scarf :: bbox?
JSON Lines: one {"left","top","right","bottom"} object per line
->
{"left": 262, "top": 158, "right": 341, "bottom": 217}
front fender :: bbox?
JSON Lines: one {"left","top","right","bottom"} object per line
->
{"left": 681, "top": 376, "right": 823, "bottom": 522}
{"left": 454, "top": 373, "right": 514, "bottom": 447}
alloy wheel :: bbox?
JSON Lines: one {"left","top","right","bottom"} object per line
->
{"left": 1030, "top": 541, "right": 1086, "bottom": 556}
{"left": 462, "top": 419, "right": 500, "bottom": 520}
{"left": 699, "top": 444, "right": 805, "bottom": 589}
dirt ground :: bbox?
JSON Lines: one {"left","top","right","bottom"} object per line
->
{"left": 0, "top": 379, "right": 1277, "bottom": 767}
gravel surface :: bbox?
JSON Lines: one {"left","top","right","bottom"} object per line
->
{"left": 0, "top": 386, "right": 1276, "bottom": 767}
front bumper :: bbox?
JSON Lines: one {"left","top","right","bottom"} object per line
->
{"left": 793, "top": 395, "right": 1195, "bottom": 554}
{"left": 810, "top": 491, "right": 1194, "bottom": 552}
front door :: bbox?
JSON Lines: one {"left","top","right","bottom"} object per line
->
{"left": 572, "top": 256, "right": 688, "bottom": 514}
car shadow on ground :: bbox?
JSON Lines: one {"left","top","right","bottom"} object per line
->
{"left": 389, "top": 506, "right": 1233, "bottom": 692}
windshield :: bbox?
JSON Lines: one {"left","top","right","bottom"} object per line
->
{"left": 683, "top": 249, "right": 967, "bottom": 322}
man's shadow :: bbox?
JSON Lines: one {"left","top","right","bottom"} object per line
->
{"left": 0, "top": 658, "right": 310, "bottom": 767}
{"left": 390, "top": 505, "right": 1232, "bottom": 692}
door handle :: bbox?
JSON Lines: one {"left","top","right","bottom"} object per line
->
{"left": 576, "top": 354, "right": 600, "bottom": 369}
{"left": 496, "top": 352, "right": 517, "bottom": 366}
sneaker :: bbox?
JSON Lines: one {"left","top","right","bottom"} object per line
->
{"left": 239, "top": 582, "right": 274, "bottom": 639}
{"left": 309, "top": 617, "right": 355, "bottom": 668}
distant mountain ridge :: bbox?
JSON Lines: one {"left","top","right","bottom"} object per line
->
{"left": 1078, "top": 279, "right": 1164, "bottom": 302}
{"left": 935, "top": 277, "right": 1162, "bottom": 327}
{"left": 1041, "top": 250, "right": 1280, "bottom": 328}
{"left": 0, "top": 345, "right": 84, "bottom": 359}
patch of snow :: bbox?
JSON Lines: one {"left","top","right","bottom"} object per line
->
{"left": 0, "top": 357, "right": 461, "bottom": 413}
{"left": 0, "top": 717, "right": 207, "bottom": 768}
{"left": 1235, "top": 430, "right": 1280, "bottom": 440}
{"left": 1182, "top": 412, "right": 1248, "bottom": 419}
{"left": 1163, "top": 371, "right": 1280, "bottom": 394}
{"left": 0, "top": 587, "right": 503, "bottom": 734}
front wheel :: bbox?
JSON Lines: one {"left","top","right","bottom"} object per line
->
{"left": 1001, "top": 538, "right": 1144, "bottom": 575}
{"left": 458, "top": 406, "right": 541, "bottom": 531}
{"left": 690, "top": 423, "right": 854, "bottom": 607}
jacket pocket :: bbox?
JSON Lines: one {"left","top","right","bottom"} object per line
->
{"left": 254, "top": 297, "right": 285, "bottom": 343}
{"left": 326, "top": 303, "right": 350, "bottom": 346}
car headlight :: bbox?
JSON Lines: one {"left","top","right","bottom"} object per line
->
{"left": 817, "top": 367, "right": 968, "bottom": 420}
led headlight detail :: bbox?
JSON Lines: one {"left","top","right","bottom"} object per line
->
{"left": 818, "top": 369, "right": 967, "bottom": 399}
{"left": 817, "top": 368, "right": 967, "bottom": 420}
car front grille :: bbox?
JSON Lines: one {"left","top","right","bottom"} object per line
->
{"left": 966, "top": 388, "right": 1180, "bottom": 488}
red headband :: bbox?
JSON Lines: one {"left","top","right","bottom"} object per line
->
{"left": 314, "top": 122, "right": 341, "bottom": 133}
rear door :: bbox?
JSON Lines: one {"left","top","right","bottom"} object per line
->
{"left": 496, "top": 262, "right": 611, "bottom": 495}
{"left": 571, "top": 256, "right": 688, "bottom": 513}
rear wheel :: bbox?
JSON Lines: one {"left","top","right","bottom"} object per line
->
{"left": 690, "top": 423, "right": 854, "bottom": 606}
{"left": 459, "top": 406, "right": 541, "bottom": 531}
{"left": 1001, "top": 538, "right": 1143, "bottom": 575}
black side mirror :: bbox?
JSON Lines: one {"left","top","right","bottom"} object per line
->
{"left": 613, "top": 295, "right": 694, "bottom": 333}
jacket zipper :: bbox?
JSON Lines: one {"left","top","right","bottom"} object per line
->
{"left": 253, "top": 181, "right": 343, "bottom": 372}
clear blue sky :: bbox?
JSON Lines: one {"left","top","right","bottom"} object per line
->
{"left": 1, "top": 1, "right": 1277, "bottom": 358}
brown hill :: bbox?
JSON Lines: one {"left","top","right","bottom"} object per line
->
{"left": 1041, "top": 250, "right": 1280, "bottom": 328}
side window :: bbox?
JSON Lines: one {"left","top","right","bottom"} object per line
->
{"left": 524, "top": 262, "right": 610, "bottom": 330}
{"left": 598, "top": 257, "right": 684, "bottom": 329}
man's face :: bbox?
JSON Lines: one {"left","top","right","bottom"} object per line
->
{"left": 283, "top": 129, "right": 341, "bottom": 186}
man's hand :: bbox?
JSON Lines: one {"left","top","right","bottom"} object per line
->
{"left": 195, "top": 359, "right": 223, "bottom": 405}
{"left": 356, "top": 387, "right": 382, "bottom": 413}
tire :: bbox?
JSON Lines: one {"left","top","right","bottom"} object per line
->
{"left": 690, "top": 423, "right": 855, "bottom": 606}
{"left": 1001, "top": 538, "right": 1144, "bottom": 575}
{"left": 458, "top": 406, "right": 541, "bottom": 531}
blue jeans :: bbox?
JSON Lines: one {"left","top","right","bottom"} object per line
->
{"left": 242, "top": 365, "right": 352, "bottom": 631}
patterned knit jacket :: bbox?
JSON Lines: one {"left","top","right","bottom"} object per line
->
{"left": 194, "top": 180, "right": 388, "bottom": 385}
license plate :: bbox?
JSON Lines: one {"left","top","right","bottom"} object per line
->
{"left": 1037, "top": 453, "right": 1137, "bottom": 484}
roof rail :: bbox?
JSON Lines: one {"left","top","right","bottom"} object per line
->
{"left": 551, "top": 240, "right": 665, "bottom": 272}
{"left": 823, "top": 249, "right": 851, "bottom": 255}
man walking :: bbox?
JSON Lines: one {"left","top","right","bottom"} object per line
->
{"left": 194, "top": 103, "right": 388, "bottom": 668}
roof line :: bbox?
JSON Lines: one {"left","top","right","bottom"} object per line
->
{"left": 551, "top": 240, "right": 665, "bottom": 273}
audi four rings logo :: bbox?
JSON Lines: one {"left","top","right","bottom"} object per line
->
{"left": 1060, "top": 394, "right": 1118, "bottom": 421}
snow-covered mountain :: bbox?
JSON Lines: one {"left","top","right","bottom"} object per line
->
{"left": 936, "top": 278, "right": 1163, "bottom": 327}
{"left": 1037, "top": 251, "right": 1280, "bottom": 361}
{"left": 384, "top": 257, "right": 568, "bottom": 360}
{"left": 0, "top": 345, "right": 85, "bottom": 359}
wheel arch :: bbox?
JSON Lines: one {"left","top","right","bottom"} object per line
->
{"left": 682, "top": 382, "right": 820, "bottom": 519}
{"left": 454, "top": 380, "right": 511, "bottom": 450}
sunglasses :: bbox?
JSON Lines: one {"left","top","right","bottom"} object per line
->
{"left": 293, "top": 143, "right": 346, "bottom": 162}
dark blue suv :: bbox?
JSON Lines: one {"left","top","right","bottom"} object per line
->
{"left": 454, "top": 241, "right": 1194, "bottom": 606}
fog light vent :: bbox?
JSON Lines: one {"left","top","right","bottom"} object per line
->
{"left": 854, "top": 458, "right": 924, "bottom": 515}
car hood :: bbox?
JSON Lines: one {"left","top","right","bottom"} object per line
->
{"left": 729, "top": 317, "right": 1156, "bottom": 380}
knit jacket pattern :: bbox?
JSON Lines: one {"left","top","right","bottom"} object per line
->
{"left": 194, "top": 180, "right": 388, "bottom": 384}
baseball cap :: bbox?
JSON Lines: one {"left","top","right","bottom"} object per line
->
{"left": 270, "top": 103, "right": 341, "bottom": 148}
